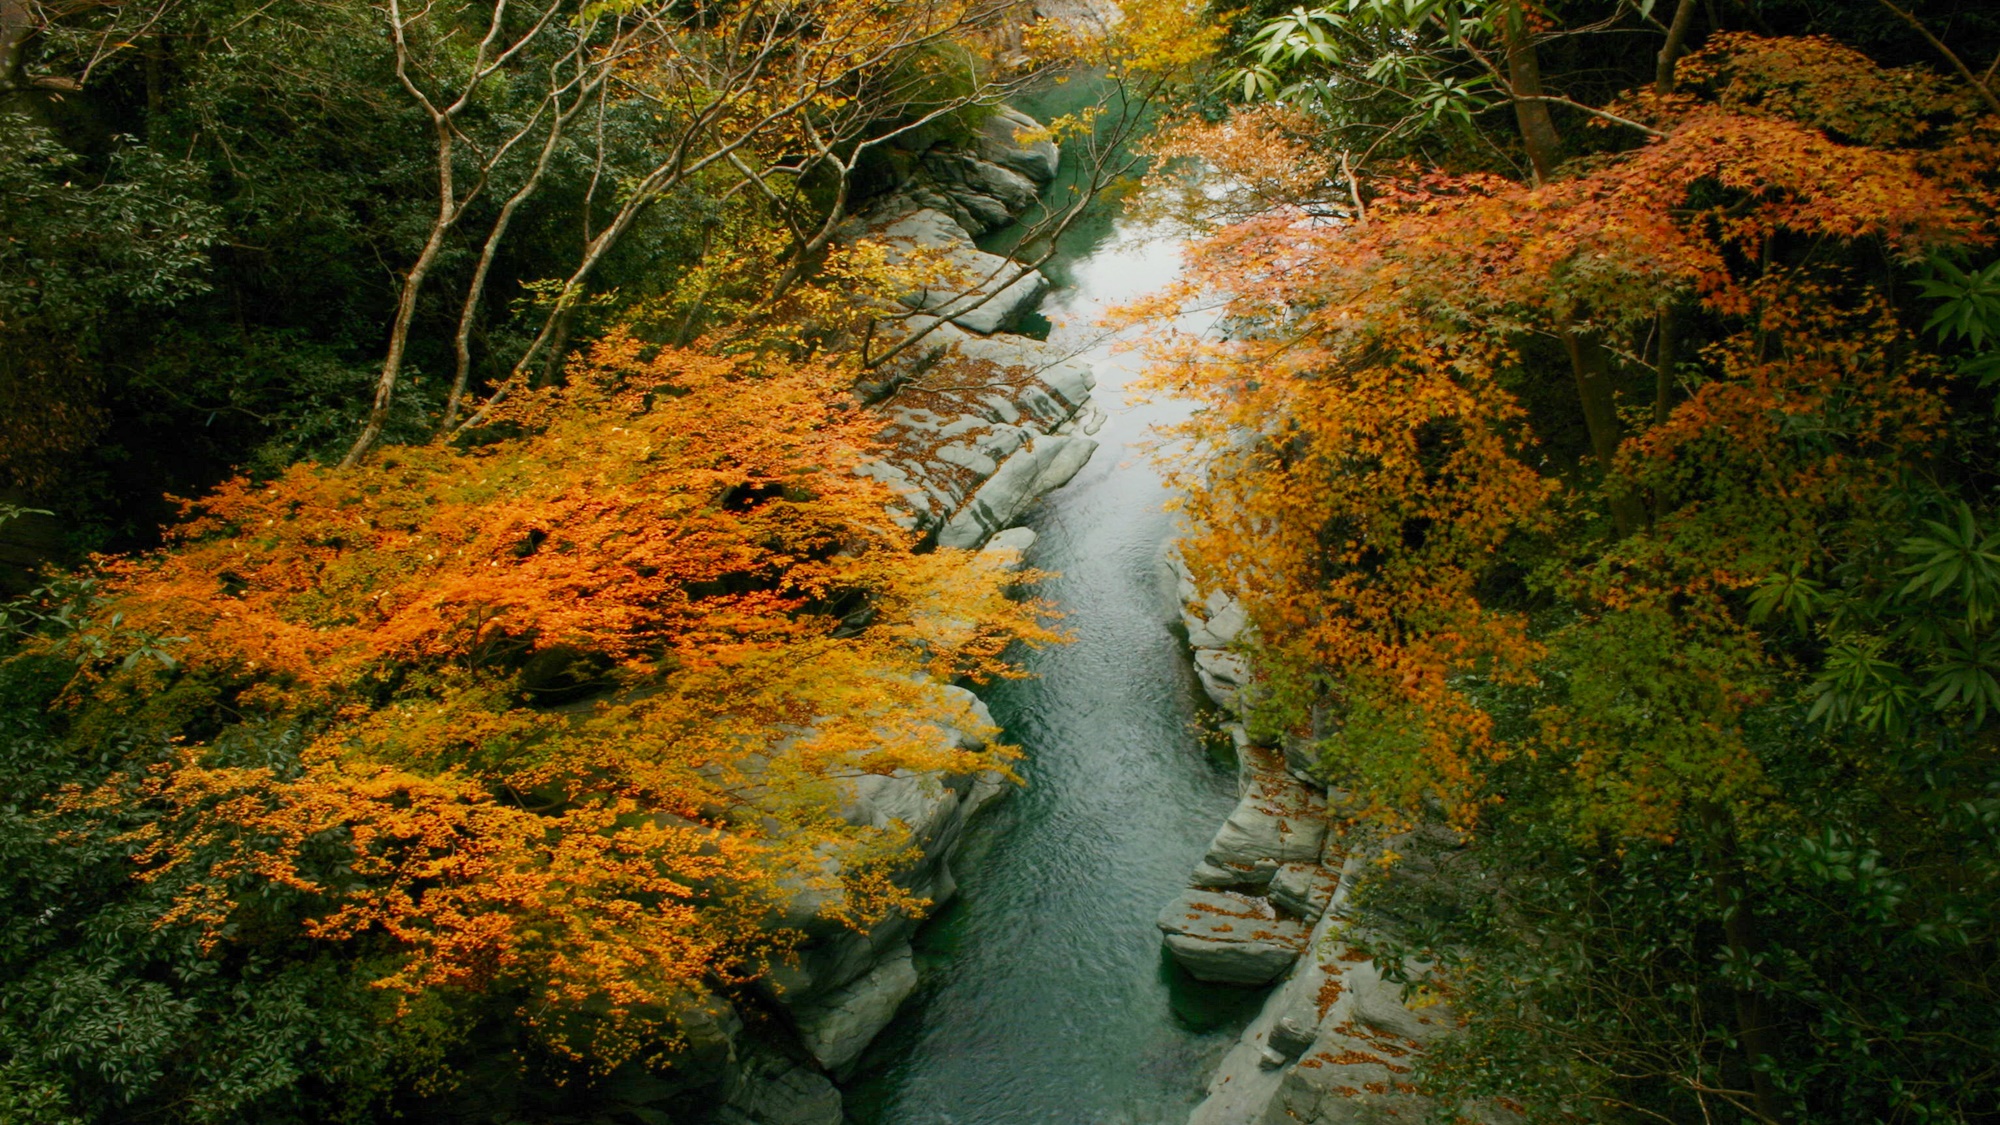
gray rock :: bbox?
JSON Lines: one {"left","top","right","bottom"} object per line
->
{"left": 1186, "top": 590, "right": 1249, "bottom": 650}
{"left": 979, "top": 526, "right": 1038, "bottom": 571}
{"left": 1283, "top": 731, "right": 1323, "bottom": 780}
{"left": 1269, "top": 862, "right": 1342, "bottom": 921}
{"left": 1267, "top": 1009, "right": 1319, "bottom": 1060}
{"left": 789, "top": 943, "right": 920, "bottom": 1071}
{"left": 867, "top": 208, "right": 1048, "bottom": 334}
{"left": 1190, "top": 860, "right": 1256, "bottom": 889}
{"left": 1185, "top": 907, "right": 1346, "bottom": 1125}
{"left": 1203, "top": 770, "right": 1327, "bottom": 881}
{"left": 674, "top": 991, "right": 743, "bottom": 1075}
{"left": 717, "top": 1048, "right": 842, "bottom": 1125}
{"left": 857, "top": 319, "right": 1095, "bottom": 541}
{"left": 1193, "top": 647, "right": 1251, "bottom": 714}
{"left": 1157, "top": 890, "right": 1310, "bottom": 985}
{"left": 761, "top": 687, "right": 996, "bottom": 1002}
{"left": 1186, "top": 896, "right": 1470, "bottom": 1125}
{"left": 977, "top": 106, "right": 1061, "bottom": 183}
{"left": 936, "top": 435, "right": 1097, "bottom": 548}
{"left": 921, "top": 148, "right": 1042, "bottom": 216}
{"left": 1190, "top": 856, "right": 1280, "bottom": 888}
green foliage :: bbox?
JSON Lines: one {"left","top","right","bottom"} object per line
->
{"left": 0, "top": 665, "right": 430, "bottom": 1124}
{"left": 1917, "top": 258, "right": 2000, "bottom": 348}
{"left": 1226, "top": 0, "right": 1497, "bottom": 141}
{"left": 1191, "top": 8, "right": 2000, "bottom": 1119}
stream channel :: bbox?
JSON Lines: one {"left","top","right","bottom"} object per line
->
{"left": 841, "top": 96, "right": 1264, "bottom": 1125}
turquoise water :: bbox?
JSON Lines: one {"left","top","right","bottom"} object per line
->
{"left": 842, "top": 163, "right": 1261, "bottom": 1124}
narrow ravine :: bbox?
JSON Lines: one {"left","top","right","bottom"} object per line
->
{"left": 842, "top": 212, "right": 1263, "bottom": 1123}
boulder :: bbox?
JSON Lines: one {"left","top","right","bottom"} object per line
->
{"left": 789, "top": 943, "right": 920, "bottom": 1071}
{"left": 717, "top": 1048, "right": 843, "bottom": 1125}
{"left": 1157, "top": 890, "right": 1310, "bottom": 985}
{"left": 977, "top": 106, "right": 1061, "bottom": 184}
{"left": 1191, "top": 859, "right": 1260, "bottom": 889}
{"left": 760, "top": 687, "right": 996, "bottom": 1002}
{"left": 1202, "top": 768, "right": 1327, "bottom": 883}
{"left": 867, "top": 208, "right": 1048, "bottom": 334}
{"left": 1193, "top": 647, "right": 1251, "bottom": 714}
{"left": 936, "top": 434, "right": 1097, "bottom": 548}
{"left": 921, "top": 147, "right": 1042, "bottom": 218}
{"left": 1190, "top": 856, "right": 1280, "bottom": 888}
{"left": 979, "top": 526, "right": 1038, "bottom": 571}
{"left": 1186, "top": 589, "right": 1249, "bottom": 650}
{"left": 1184, "top": 866, "right": 1499, "bottom": 1125}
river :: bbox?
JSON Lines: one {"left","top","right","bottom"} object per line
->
{"left": 841, "top": 141, "right": 1262, "bottom": 1124}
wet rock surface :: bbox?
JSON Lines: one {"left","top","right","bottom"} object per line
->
{"left": 1156, "top": 889, "right": 1311, "bottom": 985}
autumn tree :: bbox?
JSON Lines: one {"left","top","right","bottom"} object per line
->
{"left": 1144, "top": 25, "right": 2000, "bottom": 1122}
{"left": 0, "top": 326, "right": 1059, "bottom": 1117}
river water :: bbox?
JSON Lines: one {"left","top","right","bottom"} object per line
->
{"left": 841, "top": 155, "right": 1261, "bottom": 1124}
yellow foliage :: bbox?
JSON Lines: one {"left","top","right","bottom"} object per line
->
{"left": 39, "top": 332, "right": 1059, "bottom": 1067}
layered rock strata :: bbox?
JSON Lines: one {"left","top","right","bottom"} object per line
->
{"left": 1163, "top": 547, "right": 1517, "bottom": 1125}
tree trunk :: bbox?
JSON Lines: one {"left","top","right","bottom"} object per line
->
{"left": 342, "top": 121, "right": 456, "bottom": 468}
{"left": 1646, "top": 302, "right": 1680, "bottom": 525}
{"left": 1503, "top": 1, "right": 1562, "bottom": 184}
{"left": 1700, "top": 802, "right": 1787, "bottom": 1123}
{"left": 444, "top": 118, "right": 569, "bottom": 427}
{"left": 1655, "top": 0, "right": 1699, "bottom": 94}
{"left": 0, "top": 0, "right": 43, "bottom": 122}
{"left": 1563, "top": 322, "right": 1646, "bottom": 537}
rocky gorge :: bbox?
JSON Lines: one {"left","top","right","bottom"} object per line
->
{"left": 674, "top": 94, "right": 1507, "bottom": 1125}
{"left": 1163, "top": 558, "right": 1522, "bottom": 1125}
{"left": 662, "top": 104, "right": 1116, "bottom": 1125}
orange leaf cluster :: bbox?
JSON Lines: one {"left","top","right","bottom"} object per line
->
{"left": 1139, "top": 34, "right": 1994, "bottom": 834}
{"left": 37, "top": 333, "right": 1058, "bottom": 1064}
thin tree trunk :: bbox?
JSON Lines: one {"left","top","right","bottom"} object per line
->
{"left": 1502, "top": 1, "right": 1562, "bottom": 184}
{"left": 341, "top": 0, "right": 576, "bottom": 464}
{"left": 1647, "top": 304, "right": 1680, "bottom": 521}
{"left": 1873, "top": 0, "right": 2000, "bottom": 117}
{"left": 444, "top": 107, "right": 573, "bottom": 427}
{"left": 0, "top": 0, "right": 43, "bottom": 122}
{"left": 1655, "top": 0, "right": 1699, "bottom": 94}
{"left": 1563, "top": 321, "right": 1645, "bottom": 537}
{"left": 1654, "top": 304, "right": 1678, "bottom": 428}
{"left": 1700, "top": 802, "right": 1786, "bottom": 1123}
{"left": 343, "top": 120, "right": 456, "bottom": 468}
{"left": 1647, "top": 303, "right": 1680, "bottom": 525}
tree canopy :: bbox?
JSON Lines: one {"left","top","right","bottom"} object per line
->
{"left": 1145, "top": 6, "right": 2000, "bottom": 1121}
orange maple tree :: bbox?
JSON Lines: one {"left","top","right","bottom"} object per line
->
{"left": 1139, "top": 33, "right": 1997, "bottom": 836}
{"left": 32, "top": 331, "right": 1057, "bottom": 1066}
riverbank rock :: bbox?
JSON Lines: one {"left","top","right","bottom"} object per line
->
{"left": 1269, "top": 862, "right": 1342, "bottom": 922}
{"left": 763, "top": 688, "right": 1001, "bottom": 1006}
{"left": 863, "top": 207, "right": 1050, "bottom": 335}
{"left": 882, "top": 104, "right": 1062, "bottom": 239}
{"left": 1198, "top": 745, "right": 1327, "bottom": 889}
{"left": 858, "top": 316, "right": 1097, "bottom": 544}
{"left": 1157, "top": 889, "right": 1311, "bottom": 985}
{"left": 980, "top": 526, "right": 1038, "bottom": 571}
{"left": 709, "top": 102, "right": 1085, "bottom": 1121}
{"left": 717, "top": 1048, "right": 843, "bottom": 1125}
{"left": 1167, "top": 546, "right": 1254, "bottom": 715}
{"left": 978, "top": 106, "right": 1061, "bottom": 183}
{"left": 1185, "top": 840, "right": 1528, "bottom": 1125}
{"left": 789, "top": 943, "right": 920, "bottom": 1073}
{"left": 938, "top": 434, "right": 1095, "bottom": 548}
